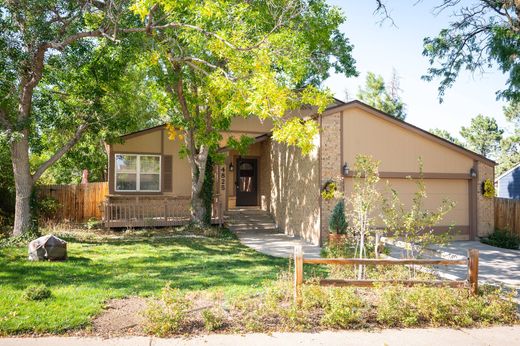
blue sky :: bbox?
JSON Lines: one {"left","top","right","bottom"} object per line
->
{"left": 324, "top": 1, "right": 510, "bottom": 139}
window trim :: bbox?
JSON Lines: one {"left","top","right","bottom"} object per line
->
{"left": 114, "top": 153, "right": 162, "bottom": 192}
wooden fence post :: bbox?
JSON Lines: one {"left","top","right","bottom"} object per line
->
{"left": 294, "top": 245, "right": 303, "bottom": 305}
{"left": 468, "top": 248, "right": 479, "bottom": 295}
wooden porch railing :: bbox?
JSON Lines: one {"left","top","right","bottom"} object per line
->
{"left": 294, "top": 246, "right": 479, "bottom": 304}
{"left": 103, "top": 196, "right": 224, "bottom": 228}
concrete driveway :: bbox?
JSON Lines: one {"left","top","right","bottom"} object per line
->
{"left": 431, "top": 241, "right": 520, "bottom": 288}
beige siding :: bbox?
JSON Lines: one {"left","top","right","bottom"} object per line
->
{"left": 342, "top": 108, "right": 474, "bottom": 173}
{"left": 162, "top": 131, "right": 192, "bottom": 196}
{"left": 112, "top": 130, "right": 162, "bottom": 153}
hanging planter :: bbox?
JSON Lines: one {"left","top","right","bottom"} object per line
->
{"left": 321, "top": 180, "right": 337, "bottom": 200}
{"left": 482, "top": 179, "right": 495, "bottom": 198}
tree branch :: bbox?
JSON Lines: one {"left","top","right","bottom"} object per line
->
{"left": 32, "top": 123, "right": 88, "bottom": 182}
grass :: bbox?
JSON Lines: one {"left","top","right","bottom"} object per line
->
{"left": 0, "top": 226, "right": 287, "bottom": 335}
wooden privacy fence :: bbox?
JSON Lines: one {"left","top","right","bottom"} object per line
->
{"left": 37, "top": 182, "right": 108, "bottom": 222}
{"left": 495, "top": 197, "right": 520, "bottom": 237}
{"left": 293, "top": 246, "right": 479, "bottom": 304}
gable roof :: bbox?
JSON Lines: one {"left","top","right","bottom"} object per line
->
{"left": 117, "top": 99, "right": 346, "bottom": 141}
{"left": 496, "top": 163, "right": 520, "bottom": 181}
{"left": 320, "top": 100, "right": 496, "bottom": 166}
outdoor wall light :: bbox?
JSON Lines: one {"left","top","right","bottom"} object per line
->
{"left": 229, "top": 162, "right": 234, "bottom": 172}
{"left": 470, "top": 168, "right": 477, "bottom": 178}
{"left": 342, "top": 162, "right": 349, "bottom": 176}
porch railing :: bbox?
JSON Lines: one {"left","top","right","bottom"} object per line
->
{"left": 103, "top": 196, "right": 224, "bottom": 228}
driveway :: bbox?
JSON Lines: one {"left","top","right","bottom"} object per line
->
{"left": 431, "top": 241, "right": 520, "bottom": 288}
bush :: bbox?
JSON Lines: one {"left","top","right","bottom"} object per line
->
{"left": 36, "top": 197, "right": 60, "bottom": 220}
{"left": 329, "top": 200, "right": 348, "bottom": 234}
{"left": 321, "top": 288, "right": 364, "bottom": 328}
{"left": 376, "top": 285, "right": 518, "bottom": 327}
{"left": 23, "top": 284, "right": 52, "bottom": 301}
{"left": 202, "top": 308, "right": 224, "bottom": 331}
{"left": 481, "top": 229, "right": 520, "bottom": 249}
{"left": 145, "top": 283, "right": 191, "bottom": 336}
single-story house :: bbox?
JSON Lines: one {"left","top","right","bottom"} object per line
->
{"left": 496, "top": 163, "right": 520, "bottom": 199}
{"left": 105, "top": 100, "right": 495, "bottom": 245}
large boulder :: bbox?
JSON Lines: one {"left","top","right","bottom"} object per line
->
{"left": 28, "top": 235, "right": 67, "bottom": 261}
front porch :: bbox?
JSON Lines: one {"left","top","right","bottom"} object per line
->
{"left": 102, "top": 195, "right": 224, "bottom": 228}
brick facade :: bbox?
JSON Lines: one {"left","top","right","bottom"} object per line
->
{"left": 319, "top": 112, "right": 343, "bottom": 245}
{"left": 476, "top": 161, "right": 495, "bottom": 237}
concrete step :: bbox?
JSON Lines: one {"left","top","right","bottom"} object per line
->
{"left": 224, "top": 209, "right": 278, "bottom": 231}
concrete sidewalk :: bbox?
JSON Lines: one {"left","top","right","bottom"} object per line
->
{"left": 2, "top": 326, "right": 520, "bottom": 345}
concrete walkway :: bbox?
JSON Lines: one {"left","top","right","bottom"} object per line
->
{"left": 226, "top": 209, "right": 321, "bottom": 258}
{"left": 2, "top": 326, "right": 520, "bottom": 345}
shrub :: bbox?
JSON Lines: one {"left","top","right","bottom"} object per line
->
{"left": 376, "top": 285, "right": 518, "bottom": 327}
{"left": 481, "top": 229, "right": 520, "bottom": 249}
{"left": 36, "top": 197, "right": 60, "bottom": 220}
{"left": 202, "top": 308, "right": 224, "bottom": 331}
{"left": 329, "top": 200, "right": 348, "bottom": 234}
{"left": 23, "top": 284, "right": 52, "bottom": 301}
{"left": 145, "top": 283, "right": 191, "bottom": 336}
{"left": 321, "top": 288, "right": 364, "bottom": 328}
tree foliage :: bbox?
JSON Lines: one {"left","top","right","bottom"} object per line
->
{"left": 459, "top": 114, "right": 503, "bottom": 158}
{"left": 357, "top": 71, "right": 406, "bottom": 120}
{"left": 131, "top": 0, "right": 357, "bottom": 224}
{"left": 422, "top": 1, "right": 520, "bottom": 102}
{"left": 497, "top": 101, "right": 520, "bottom": 175}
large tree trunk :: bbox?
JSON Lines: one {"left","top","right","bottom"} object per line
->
{"left": 11, "top": 131, "right": 34, "bottom": 236}
{"left": 189, "top": 146, "right": 210, "bottom": 226}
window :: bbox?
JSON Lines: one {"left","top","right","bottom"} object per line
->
{"left": 115, "top": 154, "right": 161, "bottom": 192}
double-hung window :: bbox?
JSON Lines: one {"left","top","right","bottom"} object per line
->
{"left": 115, "top": 154, "right": 161, "bottom": 192}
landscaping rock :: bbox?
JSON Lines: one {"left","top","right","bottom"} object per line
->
{"left": 28, "top": 235, "right": 67, "bottom": 261}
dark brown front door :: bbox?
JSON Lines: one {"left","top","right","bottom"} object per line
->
{"left": 236, "top": 158, "right": 258, "bottom": 206}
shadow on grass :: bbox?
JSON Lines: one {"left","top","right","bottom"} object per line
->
{"left": 0, "top": 235, "right": 288, "bottom": 295}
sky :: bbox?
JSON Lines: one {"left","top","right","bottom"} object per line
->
{"left": 324, "top": 1, "right": 511, "bottom": 140}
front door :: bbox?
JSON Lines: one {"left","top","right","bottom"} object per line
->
{"left": 236, "top": 158, "right": 258, "bottom": 206}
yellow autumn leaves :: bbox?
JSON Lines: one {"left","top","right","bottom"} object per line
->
{"left": 166, "top": 124, "right": 185, "bottom": 141}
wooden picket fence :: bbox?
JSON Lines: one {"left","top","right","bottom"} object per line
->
{"left": 37, "top": 182, "right": 108, "bottom": 222}
{"left": 495, "top": 197, "right": 520, "bottom": 237}
{"left": 293, "top": 246, "right": 479, "bottom": 304}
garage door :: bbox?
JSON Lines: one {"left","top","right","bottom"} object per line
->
{"left": 344, "top": 178, "right": 470, "bottom": 239}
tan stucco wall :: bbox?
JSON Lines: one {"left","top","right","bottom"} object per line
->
{"left": 342, "top": 108, "right": 474, "bottom": 173}
{"left": 476, "top": 161, "right": 495, "bottom": 236}
{"left": 268, "top": 137, "right": 321, "bottom": 245}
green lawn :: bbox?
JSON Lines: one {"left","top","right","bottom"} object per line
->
{"left": 0, "top": 229, "right": 287, "bottom": 335}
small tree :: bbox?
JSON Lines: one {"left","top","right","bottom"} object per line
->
{"left": 348, "top": 155, "right": 381, "bottom": 279}
{"left": 329, "top": 200, "right": 348, "bottom": 234}
{"left": 381, "top": 159, "right": 456, "bottom": 259}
